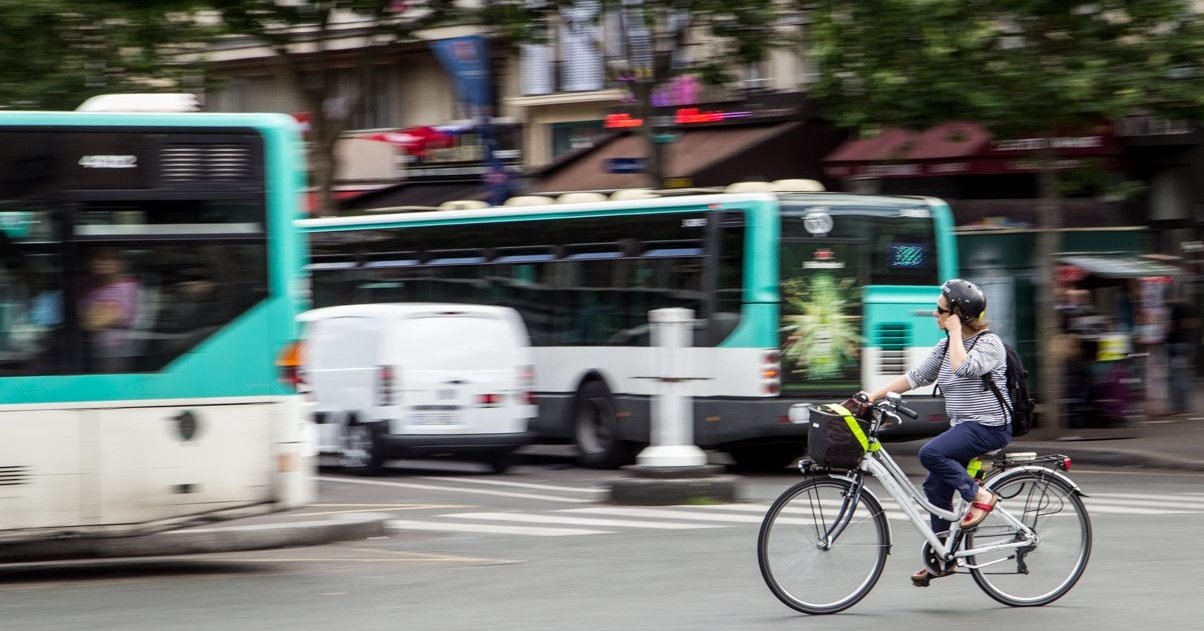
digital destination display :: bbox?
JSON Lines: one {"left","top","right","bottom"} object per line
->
{"left": 888, "top": 243, "right": 927, "bottom": 269}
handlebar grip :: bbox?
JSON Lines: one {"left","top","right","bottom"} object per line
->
{"left": 898, "top": 405, "right": 919, "bottom": 419}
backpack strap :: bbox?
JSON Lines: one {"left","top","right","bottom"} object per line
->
{"left": 977, "top": 331, "right": 1015, "bottom": 422}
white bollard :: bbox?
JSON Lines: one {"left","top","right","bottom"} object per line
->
{"left": 637, "top": 308, "right": 708, "bottom": 467}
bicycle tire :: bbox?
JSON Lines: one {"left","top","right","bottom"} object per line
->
{"left": 757, "top": 476, "right": 890, "bottom": 615}
{"left": 967, "top": 469, "right": 1092, "bottom": 607}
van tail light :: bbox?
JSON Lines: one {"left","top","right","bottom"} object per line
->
{"left": 378, "top": 365, "right": 397, "bottom": 406}
{"left": 519, "top": 364, "right": 536, "bottom": 405}
{"left": 276, "top": 340, "right": 304, "bottom": 391}
{"left": 477, "top": 393, "right": 500, "bottom": 406}
{"left": 761, "top": 349, "right": 781, "bottom": 396}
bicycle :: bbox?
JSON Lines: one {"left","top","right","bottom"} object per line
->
{"left": 757, "top": 393, "right": 1092, "bottom": 614}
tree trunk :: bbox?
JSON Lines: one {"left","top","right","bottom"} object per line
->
{"left": 634, "top": 80, "right": 666, "bottom": 188}
{"left": 312, "top": 142, "right": 338, "bottom": 218}
{"left": 1034, "top": 164, "right": 1064, "bottom": 436}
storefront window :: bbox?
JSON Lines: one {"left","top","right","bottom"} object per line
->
{"left": 551, "top": 121, "right": 605, "bottom": 160}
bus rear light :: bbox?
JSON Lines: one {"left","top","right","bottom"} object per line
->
{"left": 764, "top": 350, "right": 781, "bottom": 364}
{"left": 378, "top": 365, "right": 397, "bottom": 406}
{"left": 764, "top": 382, "right": 780, "bottom": 395}
{"left": 477, "top": 393, "right": 501, "bottom": 406}
{"left": 761, "top": 367, "right": 780, "bottom": 380}
{"left": 276, "top": 340, "right": 304, "bottom": 391}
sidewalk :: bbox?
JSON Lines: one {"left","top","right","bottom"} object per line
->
{"left": 889, "top": 414, "right": 1204, "bottom": 472}
{"left": 887, "top": 387, "right": 1204, "bottom": 473}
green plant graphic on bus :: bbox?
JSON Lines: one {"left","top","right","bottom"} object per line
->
{"left": 781, "top": 273, "right": 861, "bottom": 381}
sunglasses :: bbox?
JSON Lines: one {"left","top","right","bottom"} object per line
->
{"left": 936, "top": 305, "right": 953, "bottom": 316}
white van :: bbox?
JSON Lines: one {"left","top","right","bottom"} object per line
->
{"left": 299, "top": 303, "right": 536, "bottom": 474}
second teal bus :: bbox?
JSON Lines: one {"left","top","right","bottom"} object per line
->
{"left": 299, "top": 184, "right": 957, "bottom": 468}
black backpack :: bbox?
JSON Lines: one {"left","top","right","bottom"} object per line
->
{"left": 936, "top": 332, "right": 1035, "bottom": 437}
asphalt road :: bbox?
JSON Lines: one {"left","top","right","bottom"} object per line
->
{"left": 1, "top": 452, "right": 1199, "bottom": 631}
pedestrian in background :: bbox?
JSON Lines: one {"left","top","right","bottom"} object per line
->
{"left": 1166, "top": 296, "right": 1200, "bottom": 415}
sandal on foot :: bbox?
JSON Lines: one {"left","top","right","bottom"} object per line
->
{"left": 960, "top": 492, "right": 999, "bottom": 529}
{"left": 911, "top": 567, "right": 950, "bottom": 587}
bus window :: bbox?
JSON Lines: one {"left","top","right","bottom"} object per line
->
{"left": 0, "top": 222, "right": 63, "bottom": 376}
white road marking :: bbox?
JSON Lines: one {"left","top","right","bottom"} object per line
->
{"left": 444, "top": 512, "right": 724, "bottom": 530}
{"left": 417, "top": 476, "right": 604, "bottom": 494}
{"left": 318, "top": 476, "right": 592, "bottom": 503}
{"left": 387, "top": 519, "right": 609, "bottom": 537}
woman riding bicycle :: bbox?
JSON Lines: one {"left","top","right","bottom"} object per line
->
{"left": 865, "top": 279, "right": 1012, "bottom": 586}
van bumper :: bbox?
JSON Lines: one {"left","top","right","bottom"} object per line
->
{"left": 377, "top": 431, "right": 536, "bottom": 457}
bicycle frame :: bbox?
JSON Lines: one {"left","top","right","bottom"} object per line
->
{"left": 849, "top": 446, "right": 1039, "bottom": 568}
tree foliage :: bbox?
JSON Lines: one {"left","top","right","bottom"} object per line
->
{"left": 803, "top": 0, "right": 1204, "bottom": 433}
{"left": 481, "top": 0, "right": 789, "bottom": 77}
{"left": 0, "top": 0, "right": 211, "bottom": 110}
{"left": 205, "top": 0, "right": 459, "bottom": 215}
{"left": 479, "top": 0, "right": 797, "bottom": 187}
{"left": 804, "top": 0, "right": 1204, "bottom": 135}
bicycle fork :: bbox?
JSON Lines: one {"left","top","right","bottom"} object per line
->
{"left": 817, "top": 474, "right": 867, "bottom": 550}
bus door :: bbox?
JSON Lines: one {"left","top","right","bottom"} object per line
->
{"left": 778, "top": 238, "right": 866, "bottom": 396}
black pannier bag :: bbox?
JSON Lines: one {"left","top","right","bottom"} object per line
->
{"left": 807, "top": 402, "right": 876, "bottom": 470}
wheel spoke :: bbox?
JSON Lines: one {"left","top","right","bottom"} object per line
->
{"left": 758, "top": 477, "right": 888, "bottom": 615}
{"left": 968, "top": 471, "right": 1091, "bottom": 606}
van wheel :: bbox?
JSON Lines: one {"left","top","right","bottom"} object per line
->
{"left": 574, "top": 381, "right": 631, "bottom": 469}
{"left": 485, "top": 452, "right": 514, "bottom": 474}
{"left": 339, "top": 422, "right": 385, "bottom": 475}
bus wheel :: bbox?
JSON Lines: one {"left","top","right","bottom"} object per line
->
{"left": 574, "top": 381, "right": 631, "bottom": 469}
{"left": 727, "top": 444, "right": 802, "bottom": 471}
{"left": 339, "top": 420, "right": 385, "bottom": 475}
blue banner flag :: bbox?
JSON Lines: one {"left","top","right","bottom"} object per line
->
{"left": 430, "top": 36, "right": 493, "bottom": 108}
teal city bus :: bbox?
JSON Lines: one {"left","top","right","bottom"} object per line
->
{"left": 299, "top": 184, "right": 958, "bottom": 468}
{"left": 0, "top": 109, "right": 313, "bottom": 544}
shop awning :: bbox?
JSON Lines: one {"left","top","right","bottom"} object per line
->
{"left": 530, "top": 121, "right": 824, "bottom": 192}
{"left": 337, "top": 180, "right": 486, "bottom": 211}
{"left": 1058, "top": 255, "right": 1183, "bottom": 279}
{"left": 825, "top": 121, "right": 1119, "bottom": 179}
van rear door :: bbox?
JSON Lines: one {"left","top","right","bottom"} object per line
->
{"left": 308, "top": 315, "right": 381, "bottom": 417}
{"left": 394, "top": 313, "right": 527, "bottom": 435}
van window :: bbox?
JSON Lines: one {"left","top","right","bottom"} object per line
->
{"left": 398, "top": 316, "right": 516, "bottom": 370}
{"left": 310, "top": 317, "right": 380, "bottom": 368}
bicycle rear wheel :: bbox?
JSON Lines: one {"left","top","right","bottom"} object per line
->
{"left": 967, "top": 470, "right": 1091, "bottom": 606}
{"left": 757, "top": 476, "right": 890, "bottom": 615}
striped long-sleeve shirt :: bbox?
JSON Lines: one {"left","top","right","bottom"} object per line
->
{"left": 905, "top": 332, "right": 1011, "bottom": 427}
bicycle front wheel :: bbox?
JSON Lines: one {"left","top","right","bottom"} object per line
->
{"left": 757, "top": 476, "right": 890, "bottom": 615}
{"left": 967, "top": 470, "right": 1092, "bottom": 606}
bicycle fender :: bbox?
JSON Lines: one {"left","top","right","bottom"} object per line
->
{"left": 985, "top": 465, "right": 1087, "bottom": 498}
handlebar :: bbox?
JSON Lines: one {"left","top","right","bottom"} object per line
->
{"left": 861, "top": 392, "right": 918, "bottom": 431}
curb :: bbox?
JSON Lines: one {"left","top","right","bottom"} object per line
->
{"left": 0, "top": 512, "right": 389, "bottom": 564}
{"left": 1029, "top": 447, "right": 1204, "bottom": 472}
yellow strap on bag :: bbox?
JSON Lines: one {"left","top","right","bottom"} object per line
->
{"left": 966, "top": 456, "right": 984, "bottom": 479}
{"left": 826, "top": 403, "right": 880, "bottom": 453}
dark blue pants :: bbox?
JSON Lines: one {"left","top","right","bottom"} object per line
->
{"left": 918, "top": 421, "right": 1011, "bottom": 534}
